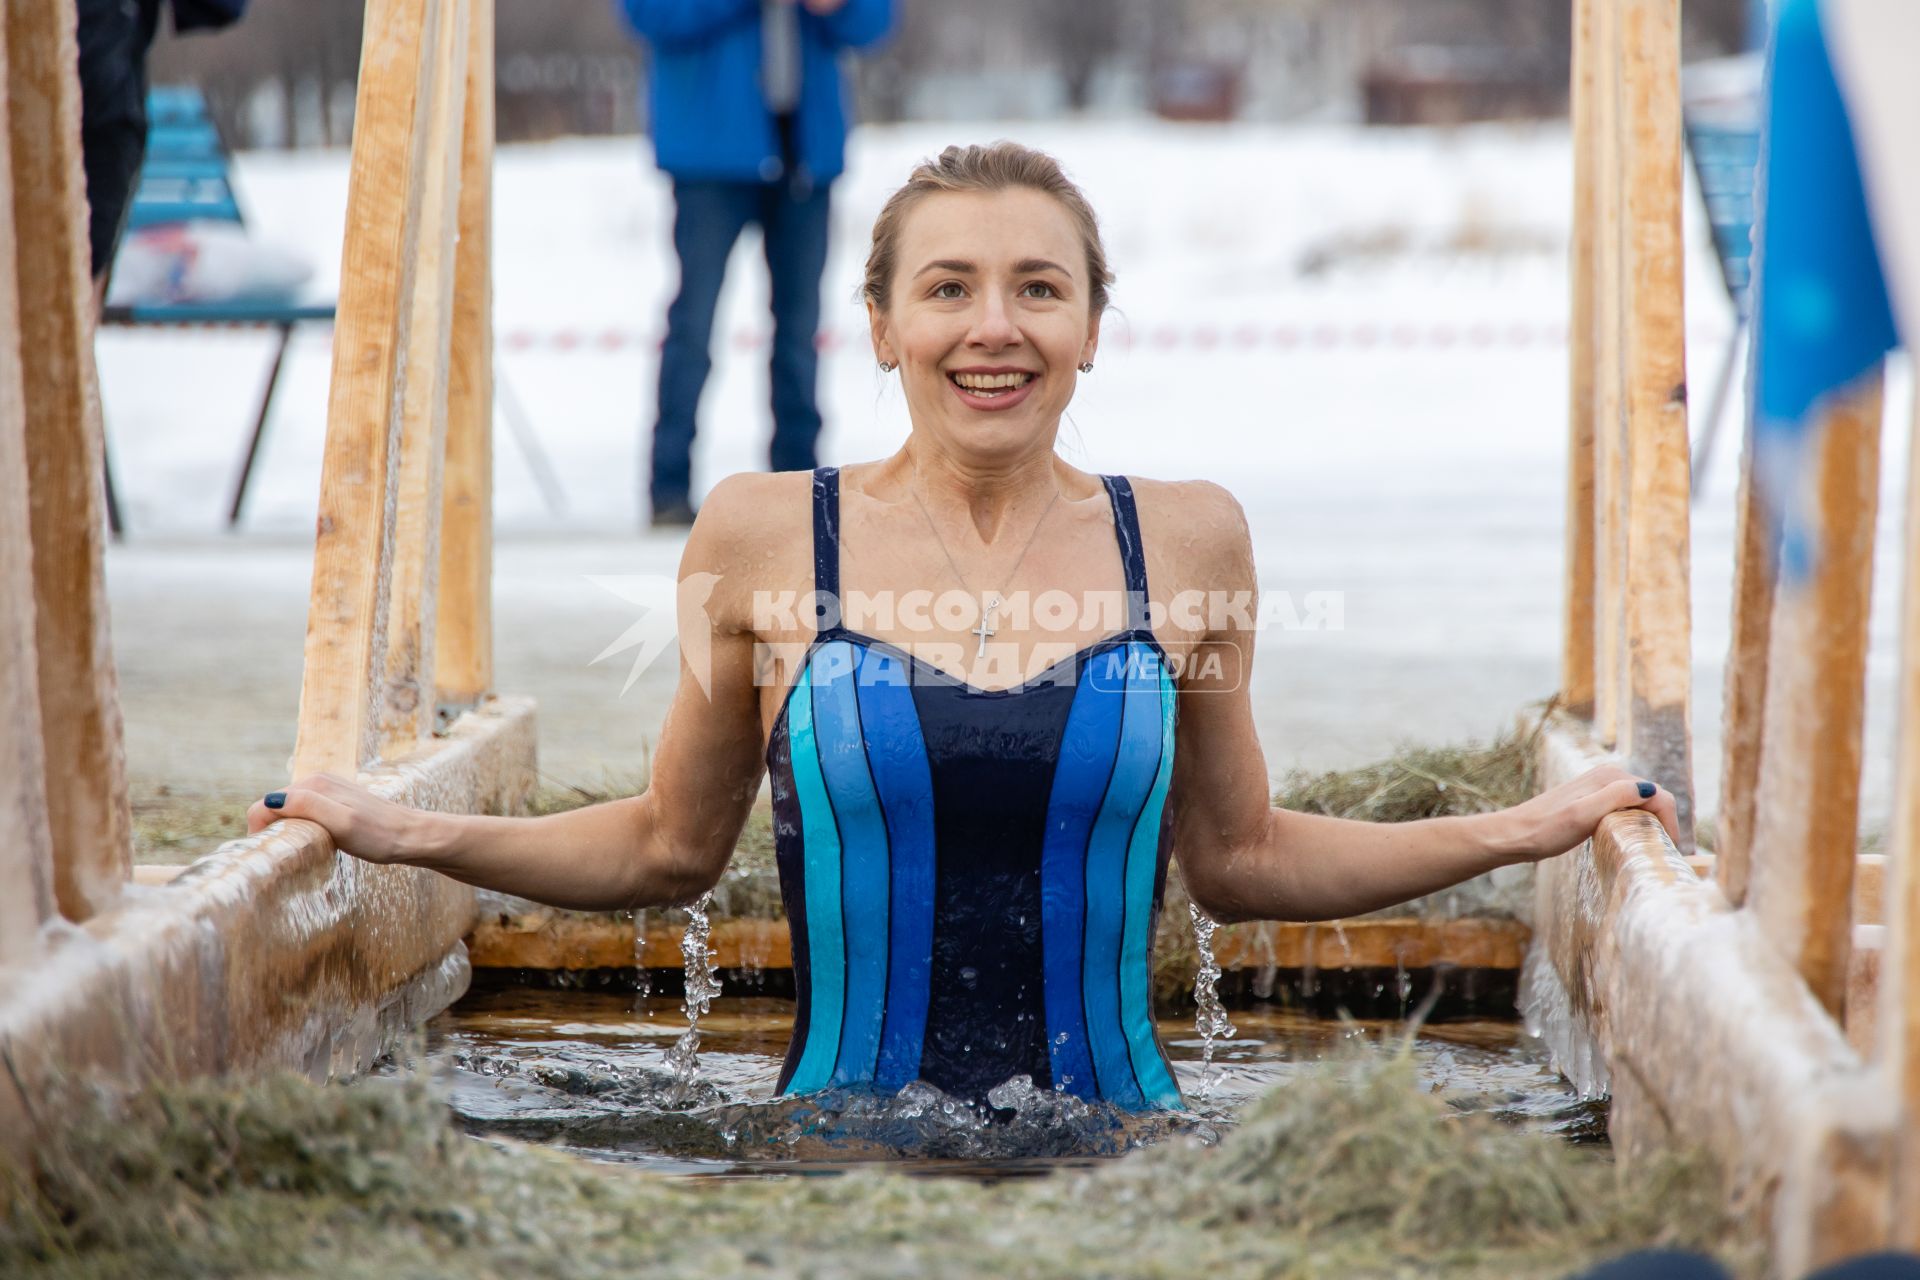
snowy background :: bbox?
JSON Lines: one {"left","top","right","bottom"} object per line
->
{"left": 99, "top": 121, "right": 1913, "bottom": 832}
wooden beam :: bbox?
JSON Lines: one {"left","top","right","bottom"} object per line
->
{"left": 1615, "top": 0, "right": 1694, "bottom": 846}
{"left": 1561, "top": 0, "right": 1598, "bottom": 718}
{"left": 0, "top": 11, "right": 56, "bottom": 960}
{"left": 1746, "top": 370, "right": 1883, "bottom": 1020}
{"left": 293, "top": 0, "right": 445, "bottom": 777}
{"left": 1716, "top": 407, "right": 1777, "bottom": 905}
{"left": 434, "top": 0, "right": 495, "bottom": 713}
{"left": 1885, "top": 385, "right": 1920, "bottom": 1246}
{"left": 376, "top": 0, "right": 469, "bottom": 760}
{"left": 1591, "top": 0, "right": 1628, "bottom": 747}
{"left": 1211, "top": 917, "right": 1530, "bottom": 971}
{"left": 6, "top": 0, "right": 131, "bottom": 920}
{"left": 468, "top": 914, "right": 792, "bottom": 972}
{"left": 464, "top": 910, "right": 1531, "bottom": 975}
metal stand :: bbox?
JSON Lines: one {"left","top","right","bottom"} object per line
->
{"left": 226, "top": 321, "right": 295, "bottom": 528}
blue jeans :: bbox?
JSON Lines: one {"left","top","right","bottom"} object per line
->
{"left": 649, "top": 175, "right": 833, "bottom": 508}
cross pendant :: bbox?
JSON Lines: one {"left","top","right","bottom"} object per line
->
{"left": 972, "top": 596, "right": 1000, "bottom": 657}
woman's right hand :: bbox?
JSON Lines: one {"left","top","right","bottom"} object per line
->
{"left": 246, "top": 772, "right": 437, "bottom": 866}
{"left": 1487, "top": 764, "right": 1681, "bottom": 863}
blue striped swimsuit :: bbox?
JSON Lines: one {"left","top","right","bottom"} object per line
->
{"left": 765, "top": 467, "right": 1183, "bottom": 1110}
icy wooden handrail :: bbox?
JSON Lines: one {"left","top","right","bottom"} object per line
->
{"left": 293, "top": 0, "right": 494, "bottom": 777}
{"left": 1560, "top": 0, "right": 1695, "bottom": 846}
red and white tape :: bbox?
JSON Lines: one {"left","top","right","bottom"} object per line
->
{"left": 495, "top": 321, "right": 1581, "bottom": 354}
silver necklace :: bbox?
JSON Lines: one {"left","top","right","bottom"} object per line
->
{"left": 906, "top": 469, "right": 1061, "bottom": 657}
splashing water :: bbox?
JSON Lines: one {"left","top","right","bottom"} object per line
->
{"left": 1189, "top": 904, "right": 1237, "bottom": 1100}
{"left": 664, "top": 893, "right": 720, "bottom": 1103}
{"left": 424, "top": 984, "right": 1608, "bottom": 1167}
{"left": 631, "top": 908, "right": 652, "bottom": 1009}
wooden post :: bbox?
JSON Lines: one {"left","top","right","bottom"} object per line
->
{"left": 292, "top": 0, "right": 445, "bottom": 778}
{"left": 1715, "top": 402, "right": 1776, "bottom": 905}
{"left": 434, "top": 0, "right": 494, "bottom": 716}
{"left": 6, "top": 0, "right": 131, "bottom": 919}
{"left": 1561, "top": 0, "right": 1598, "bottom": 719}
{"left": 375, "top": 0, "right": 469, "bottom": 761}
{"left": 1591, "top": 0, "right": 1628, "bottom": 748}
{"left": 0, "top": 11, "right": 57, "bottom": 960}
{"left": 1615, "top": 0, "right": 1694, "bottom": 846}
{"left": 1886, "top": 384, "right": 1920, "bottom": 1247}
{"left": 1746, "top": 369, "right": 1884, "bottom": 1020}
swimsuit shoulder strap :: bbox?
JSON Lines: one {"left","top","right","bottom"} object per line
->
{"left": 811, "top": 466, "right": 842, "bottom": 633}
{"left": 1099, "top": 474, "right": 1152, "bottom": 633}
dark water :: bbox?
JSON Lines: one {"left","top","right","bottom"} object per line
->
{"left": 402, "top": 985, "right": 1604, "bottom": 1176}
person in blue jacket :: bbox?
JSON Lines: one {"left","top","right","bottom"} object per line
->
{"left": 617, "top": 0, "right": 895, "bottom": 527}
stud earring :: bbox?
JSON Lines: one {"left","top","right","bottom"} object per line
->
{"left": 879, "top": 360, "right": 895, "bottom": 372}
{"left": 1078, "top": 361, "right": 1095, "bottom": 373}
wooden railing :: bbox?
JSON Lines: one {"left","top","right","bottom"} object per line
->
{"left": 0, "top": 0, "right": 531, "bottom": 1144}
{"left": 1539, "top": 0, "right": 1917, "bottom": 1269}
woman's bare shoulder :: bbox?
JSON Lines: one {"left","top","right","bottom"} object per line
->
{"left": 1120, "top": 476, "right": 1253, "bottom": 575}
{"left": 678, "top": 472, "right": 816, "bottom": 625}
{"left": 685, "top": 471, "right": 813, "bottom": 551}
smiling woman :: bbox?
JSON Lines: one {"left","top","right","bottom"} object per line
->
{"left": 863, "top": 144, "right": 1110, "bottom": 431}
{"left": 248, "top": 140, "right": 1680, "bottom": 1112}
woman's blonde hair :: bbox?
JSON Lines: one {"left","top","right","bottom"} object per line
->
{"left": 862, "top": 141, "right": 1113, "bottom": 316}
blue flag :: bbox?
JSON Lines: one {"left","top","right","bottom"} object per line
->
{"left": 1751, "top": 0, "right": 1901, "bottom": 581}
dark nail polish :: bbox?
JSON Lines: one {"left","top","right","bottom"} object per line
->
{"left": 1636, "top": 781, "right": 1656, "bottom": 799}
{"left": 265, "top": 791, "right": 285, "bottom": 810}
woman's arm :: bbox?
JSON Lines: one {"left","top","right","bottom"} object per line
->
{"left": 245, "top": 474, "right": 786, "bottom": 912}
{"left": 1162, "top": 482, "right": 1679, "bottom": 925}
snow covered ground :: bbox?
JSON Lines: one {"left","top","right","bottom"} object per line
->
{"left": 99, "top": 120, "right": 1914, "bottom": 831}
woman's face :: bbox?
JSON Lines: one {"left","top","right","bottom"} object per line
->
{"left": 870, "top": 188, "right": 1100, "bottom": 463}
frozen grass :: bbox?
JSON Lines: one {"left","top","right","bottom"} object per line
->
{"left": 129, "top": 787, "right": 247, "bottom": 866}
{"left": 1, "top": 1048, "right": 1745, "bottom": 1280}
{"left": 1270, "top": 704, "right": 1545, "bottom": 826}
{"left": 523, "top": 768, "right": 648, "bottom": 817}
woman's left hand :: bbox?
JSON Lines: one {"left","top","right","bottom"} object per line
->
{"left": 1489, "top": 764, "right": 1682, "bottom": 863}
